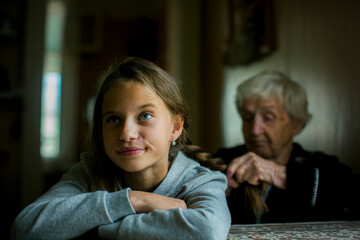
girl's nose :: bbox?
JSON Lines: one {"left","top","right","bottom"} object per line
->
{"left": 119, "top": 120, "right": 139, "bottom": 142}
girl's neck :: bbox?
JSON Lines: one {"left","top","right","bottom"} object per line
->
{"left": 122, "top": 161, "right": 171, "bottom": 192}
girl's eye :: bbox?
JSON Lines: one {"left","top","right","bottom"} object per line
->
{"left": 139, "top": 113, "right": 153, "bottom": 121}
{"left": 106, "top": 116, "right": 120, "bottom": 124}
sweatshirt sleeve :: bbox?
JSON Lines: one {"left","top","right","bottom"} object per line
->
{"left": 98, "top": 171, "right": 231, "bottom": 240}
{"left": 11, "top": 161, "right": 136, "bottom": 240}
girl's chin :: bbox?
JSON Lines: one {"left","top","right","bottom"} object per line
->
{"left": 115, "top": 162, "right": 147, "bottom": 173}
{"left": 121, "top": 168, "right": 145, "bottom": 174}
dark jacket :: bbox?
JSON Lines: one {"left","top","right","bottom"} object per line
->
{"left": 215, "top": 143, "right": 360, "bottom": 224}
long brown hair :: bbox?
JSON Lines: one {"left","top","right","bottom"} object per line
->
{"left": 244, "top": 183, "right": 269, "bottom": 217}
{"left": 90, "top": 57, "right": 225, "bottom": 191}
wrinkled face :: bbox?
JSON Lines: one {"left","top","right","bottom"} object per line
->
{"left": 240, "top": 98, "right": 302, "bottom": 160}
{"left": 102, "top": 82, "right": 182, "bottom": 174}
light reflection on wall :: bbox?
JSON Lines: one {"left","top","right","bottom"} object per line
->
{"left": 40, "top": 73, "right": 62, "bottom": 158}
{"left": 40, "top": 1, "right": 65, "bottom": 159}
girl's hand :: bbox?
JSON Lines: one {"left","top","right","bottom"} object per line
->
{"left": 129, "top": 191, "right": 187, "bottom": 213}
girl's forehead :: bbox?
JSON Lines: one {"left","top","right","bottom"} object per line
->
{"left": 107, "top": 82, "right": 153, "bottom": 98}
{"left": 109, "top": 81, "right": 156, "bottom": 97}
{"left": 113, "top": 80, "right": 146, "bottom": 90}
{"left": 102, "top": 81, "right": 167, "bottom": 111}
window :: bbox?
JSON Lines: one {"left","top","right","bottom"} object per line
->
{"left": 40, "top": 1, "right": 65, "bottom": 159}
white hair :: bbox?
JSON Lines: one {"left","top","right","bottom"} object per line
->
{"left": 236, "top": 70, "right": 312, "bottom": 126}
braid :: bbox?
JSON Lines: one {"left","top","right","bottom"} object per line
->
{"left": 244, "top": 183, "right": 269, "bottom": 217}
{"left": 172, "top": 137, "right": 268, "bottom": 217}
{"left": 182, "top": 145, "right": 227, "bottom": 172}
{"left": 172, "top": 139, "right": 268, "bottom": 217}
{"left": 181, "top": 145, "right": 268, "bottom": 217}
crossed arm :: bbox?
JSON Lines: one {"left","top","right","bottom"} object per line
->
{"left": 12, "top": 163, "right": 230, "bottom": 240}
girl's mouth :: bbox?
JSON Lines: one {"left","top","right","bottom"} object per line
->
{"left": 117, "top": 147, "right": 144, "bottom": 156}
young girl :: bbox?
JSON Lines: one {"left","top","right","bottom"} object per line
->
{"left": 12, "top": 57, "right": 231, "bottom": 240}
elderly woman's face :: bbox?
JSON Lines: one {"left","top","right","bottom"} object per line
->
{"left": 240, "top": 98, "right": 303, "bottom": 161}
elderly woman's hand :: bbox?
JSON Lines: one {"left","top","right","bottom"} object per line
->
{"left": 226, "top": 152, "right": 286, "bottom": 190}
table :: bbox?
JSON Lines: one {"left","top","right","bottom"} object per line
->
{"left": 227, "top": 221, "right": 360, "bottom": 239}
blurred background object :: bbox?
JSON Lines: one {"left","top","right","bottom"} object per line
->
{"left": 224, "top": 0, "right": 275, "bottom": 65}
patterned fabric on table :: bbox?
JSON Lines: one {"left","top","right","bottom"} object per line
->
{"left": 227, "top": 221, "right": 360, "bottom": 239}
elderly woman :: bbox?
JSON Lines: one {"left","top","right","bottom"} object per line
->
{"left": 215, "top": 71, "right": 360, "bottom": 224}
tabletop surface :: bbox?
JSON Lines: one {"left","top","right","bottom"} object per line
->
{"left": 227, "top": 221, "right": 360, "bottom": 239}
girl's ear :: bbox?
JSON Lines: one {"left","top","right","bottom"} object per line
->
{"left": 171, "top": 115, "right": 184, "bottom": 141}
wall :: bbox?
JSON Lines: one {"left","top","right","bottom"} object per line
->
{"left": 200, "top": 0, "right": 227, "bottom": 152}
{"left": 21, "top": 0, "right": 46, "bottom": 208}
{"left": 167, "top": 0, "right": 202, "bottom": 144}
{"left": 221, "top": 0, "right": 360, "bottom": 173}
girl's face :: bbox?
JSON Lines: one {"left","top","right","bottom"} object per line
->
{"left": 102, "top": 81, "right": 183, "bottom": 175}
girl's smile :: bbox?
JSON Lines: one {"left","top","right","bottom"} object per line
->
{"left": 117, "top": 146, "right": 145, "bottom": 157}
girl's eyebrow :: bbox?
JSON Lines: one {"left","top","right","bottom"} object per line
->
{"left": 102, "top": 103, "right": 157, "bottom": 117}
{"left": 137, "top": 103, "right": 157, "bottom": 110}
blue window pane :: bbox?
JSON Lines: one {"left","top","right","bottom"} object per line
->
{"left": 40, "top": 72, "right": 62, "bottom": 159}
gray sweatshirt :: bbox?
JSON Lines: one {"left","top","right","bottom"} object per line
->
{"left": 12, "top": 151, "right": 231, "bottom": 240}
